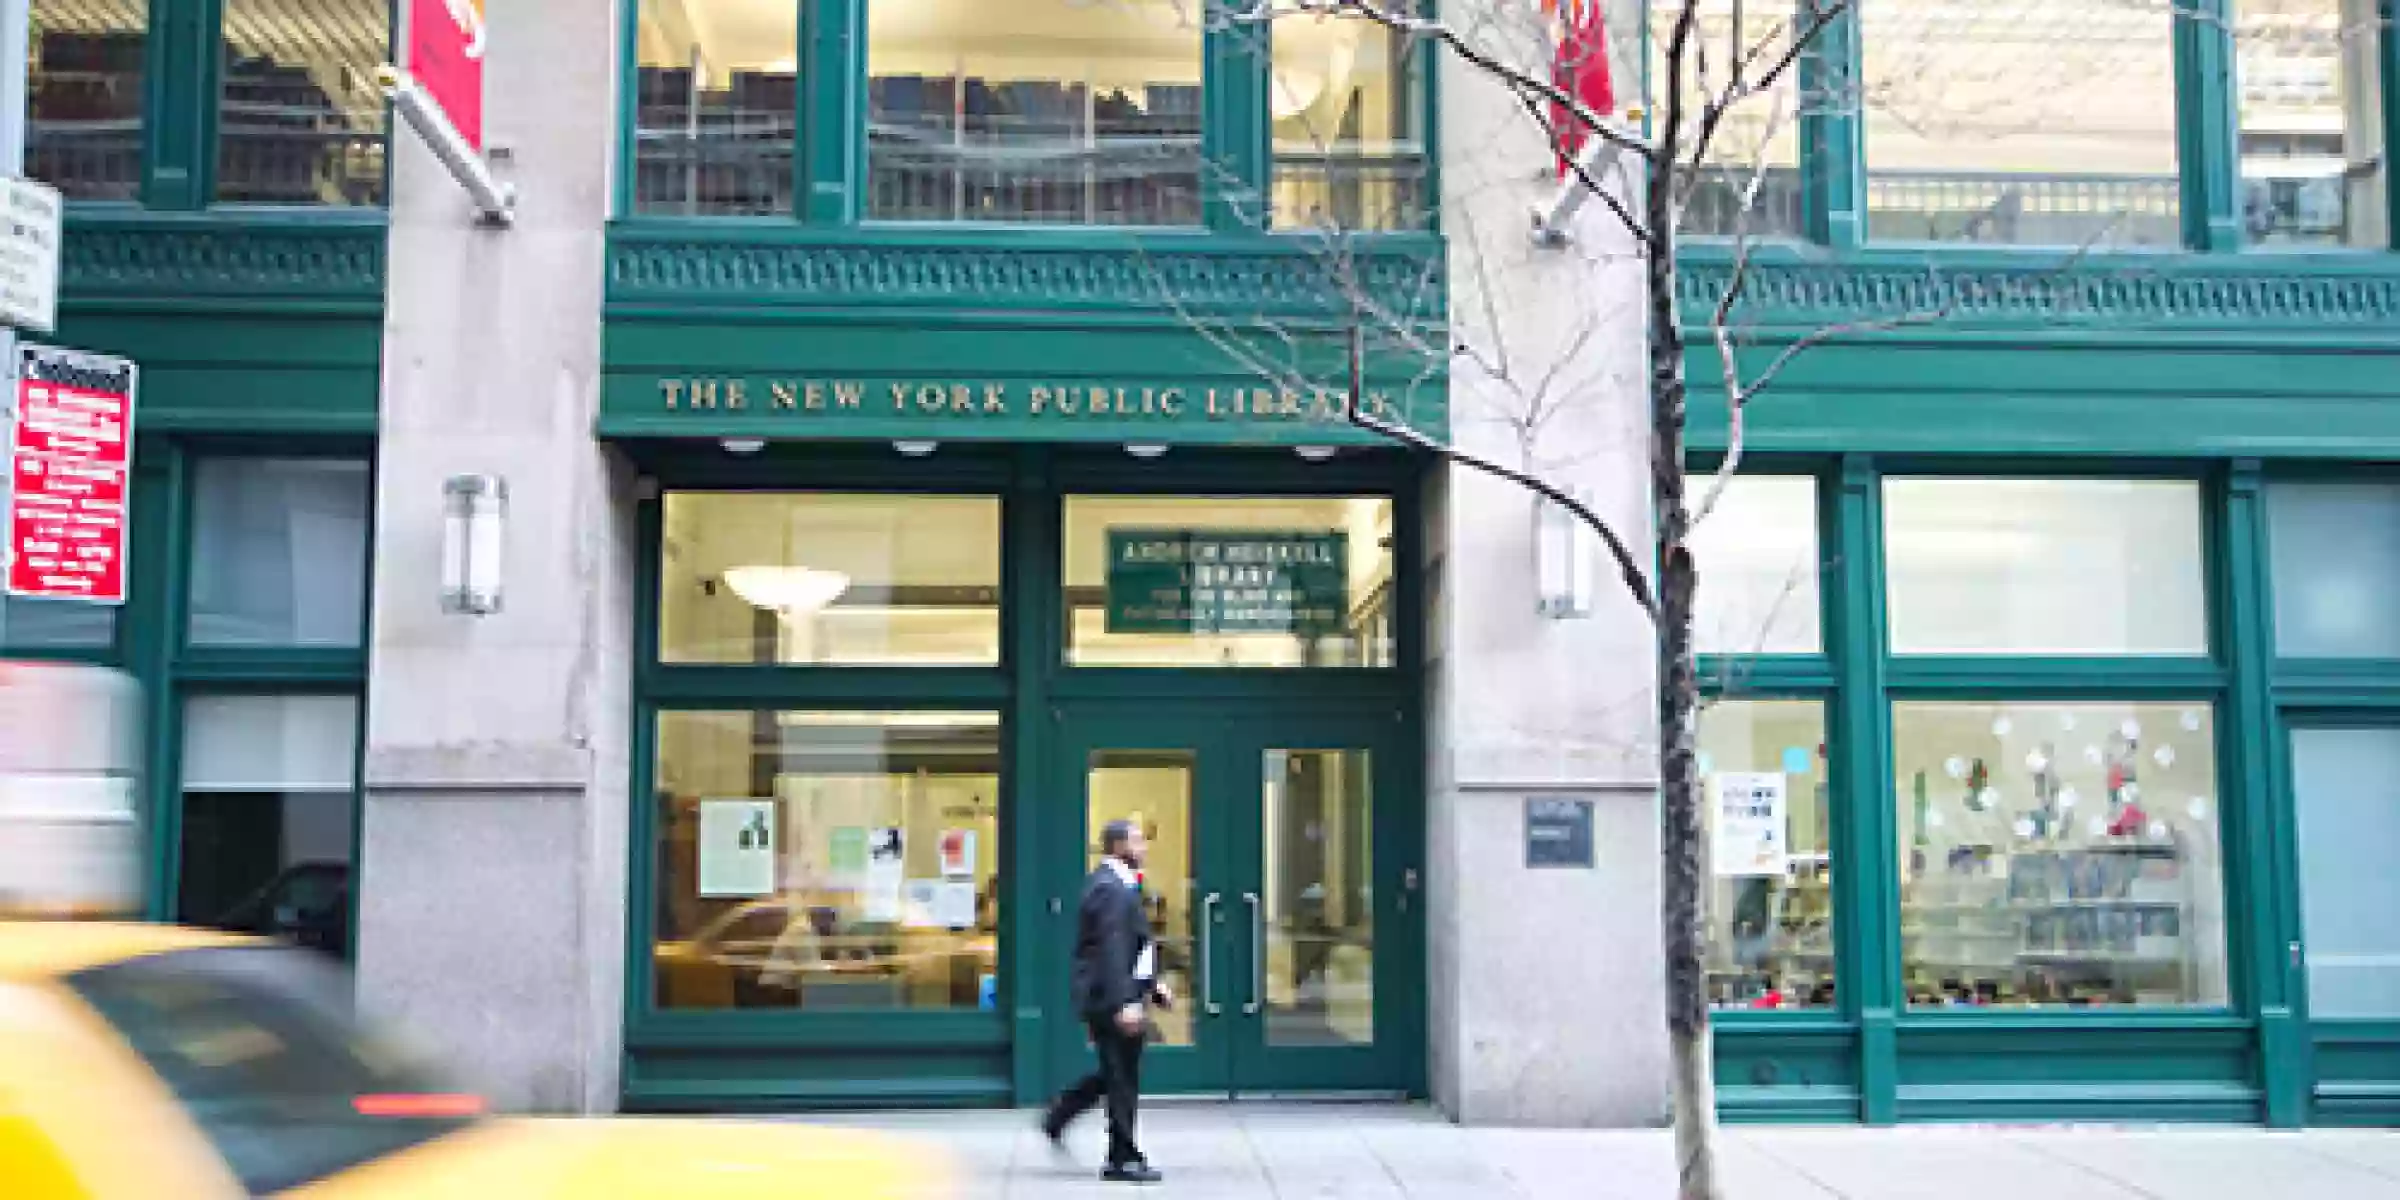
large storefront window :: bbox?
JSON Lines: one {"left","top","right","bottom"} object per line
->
{"left": 2238, "top": 0, "right": 2387, "bottom": 247}
{"left": 1062, "top": 496, "right": 1396, "bottom": 668}
{"left": 1893, "top": 700, "right": 2226, "bottom": 1008}
{"left": 630, "top": 0, "right": 798, "bottom": 216}
{"left": 2268, "top": 481, "right": 2400, "bottom": 658}
{"left": 1270, "top": 15, "right": 1426, "bottom": 231}
{"left": 1699, "top": 700, "right": 1832, "bottom": 1009}
{"left": 651, "top": 710, "right": 1002, "bottom": 1012}
{"left": 658, "top": 493, "right": 1001, "bottom": 666}
{"left": 1883, "top": 478, "right": 2207, "bottom": 657}
{"left": 187, "top": 459, "right": 371, "bottom": 648}
{"left": 216, "top": 0, "right": 388, "bottom": 205}
{"left": 177, "top": 694, "right": 360, "bottom": 959}
{"left": 1689, "top": 474, "right": 1820, "bottom": 656}
{"left": 1862, "top": 0, "right": 2180, "bottom": 246}
{"left": 30, "top": 0, "right": 146, "bottom": 201}
{"left": 866, "top": 0, "right": 1204, "bottom": 225}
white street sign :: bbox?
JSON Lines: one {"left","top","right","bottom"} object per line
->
{"left": 0, "top": 178, "right": 60, "bottom": 334}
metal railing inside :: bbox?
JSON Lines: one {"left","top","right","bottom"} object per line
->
{"left": 865, "top": 121, "right": 1203, "bottom": 226}
{"left": 1271, "top": 152, "right": 1430, "bottom": 232}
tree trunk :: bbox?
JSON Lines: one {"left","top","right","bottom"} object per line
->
{"left": 1647, "top": 141, "right": 1720, "bottom": 1200}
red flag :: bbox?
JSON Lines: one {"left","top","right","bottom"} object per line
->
{"left": 1546, "top": 0, "right": 1616, "bottom": 176}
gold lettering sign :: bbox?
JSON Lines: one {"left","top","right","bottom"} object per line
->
{"left": 650, "top": 377, "right": 1412, "bottom": 432}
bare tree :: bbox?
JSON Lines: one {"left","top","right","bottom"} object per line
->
{"left": 1129, "top": 0, "right": 2387, "bottom": 1195}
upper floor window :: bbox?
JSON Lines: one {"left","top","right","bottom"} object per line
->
{"left": 1652, "top": 0, "right": 1804, "bottom": 240}
{"left": 1862, "top": 0, "right": 2180, "bottom": 247}
{"left": 866, "top": 0, "right": 1204, "bottom": 226}
{"left": 30, "top": 0, "right": 146, "bottom": 201}
{"left": 2238, "top": 0, "right": 2386, "bottom": 247}
{"left": 215, "top": 0, "right": 389, "bottom": 205}
{"left": 1270, "top": 15, "right": 1428, "bottom": 231}
{"left": 632, "top": 0, "right": 799, "bottom": 217}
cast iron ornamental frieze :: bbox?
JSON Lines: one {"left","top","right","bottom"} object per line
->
{"left": 61, "top": 218, "right": 385, "bottom": 300}
{"left": 1680, "top": 254, "right": 2400, "bottom": 331}
{"left": 607, "top": 236, "right": 1447, "bottom": 318}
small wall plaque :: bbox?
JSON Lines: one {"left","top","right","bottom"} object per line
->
{"left": 1525, "top": 796, "right": 1595, "bottom": 869}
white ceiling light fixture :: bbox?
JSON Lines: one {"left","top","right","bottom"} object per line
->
{"left": 893, "top": 440, "right": 939, "bottom": 457}
{"left": 1125, "top": 443, "right": 1170, "bottom": 460}
{"left": 1294, "top": 445, "right": 1339, "bottom": 462}
{"left": 722, "top": 566, "right": 853, "bottom": 616}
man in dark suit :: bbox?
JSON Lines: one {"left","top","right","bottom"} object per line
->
{"left": 1041, "top": 818, "right": 1171, "bottom": 1183}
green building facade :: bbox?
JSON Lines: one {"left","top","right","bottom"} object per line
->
{"left": 4, "top": 0, "right": 2399, "bottom": 1126}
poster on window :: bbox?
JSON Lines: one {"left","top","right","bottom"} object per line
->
{"left": 828, "top": 826, "right": 868, "bottom": 887}
{"left": 862, "top": 826, "right": 905, "bottom": 922}
{"left": 939, "top": 828, "right": 976, "bottom": 878}
{"left": 697, "top": 799, "right": 777, "bottom": 897}
{"left": 1710, "top": 773, "right": 1788, "bottom": 878}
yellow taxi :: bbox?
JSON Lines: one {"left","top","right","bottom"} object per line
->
{"left": 0, "top": 922, "right": 954, "bottom": 1199}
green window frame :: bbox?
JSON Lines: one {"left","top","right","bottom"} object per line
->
{"left": 0, "top": 440, "right": 375, "bottom": 945}
{"left": 30, "top": 0, "right": 394, "bottom": 212}
{"left": 1700, "top": 456, "right": 2303, "bottom": 1123}
{"left": 612, "top": 0, "right": 1438, "bottom": 233}
{"left": 1656, "top": 0, "right": 2400, "bottom": 252}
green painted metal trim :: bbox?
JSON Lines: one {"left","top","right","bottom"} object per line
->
{"left": 1700, "top": 655, "right": 1838, "bottom": 695}
{"left": 637, "top": 669, "right": 1011, "bottom": 707}
{"left": 190, "top": 0, "right": 227, "bottom": 204}
{"left": 170, "top": 651, "right": 370, "bottom": 686}
{"left": 605, "top": 225, "right": 1447, "bottom": 319}
{"left": 1829, "top": 456, "right": 1898, "bottom": 1123}
{"left": 619, "top": 495, "right": 664, "bottom": 1077}
{"left": 802, "top": 0, "right": 865, "bottom": 225}
{"left": 1004, "top": 454, "right": 1055, "bottom": 1104}
{"left": 2174, "top": 0, "right": 2242, "bottom": 251}
{"left": 62, "top": 211, "right": 388, "bottom": 301}
{"left": 2385, "top": 0, "right": 2400, "bottom": 247}
{"left": 610, "top": 0, "right": 638, "bottom": 219}
{"left": 2219, "top": 463, "right": 2308, "bottom": 1125}
{"left": 1799, "top": 3, "right": 1863, "bottom": 249}
{"left": 1883, "top": 657, "right": 2224, "bottom": 695}
{"left": 628, "top": 1012, "right": 1011, "bottom": 1050}
{"left": 1679, "top": 241, "right": 2400, "bottom": 333}
{"left": 621, "top": 1074, "right": 1015, "bottom": 1112}
{"left": 1205, "top": 8, "right": 1269, "bottom": 232}
{"left": 129, "top": 444, "right": 187, "bottom": 918}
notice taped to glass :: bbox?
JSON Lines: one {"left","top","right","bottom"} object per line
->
{"left": 1107, "top": 529, "right": 1348, "bottom": 635}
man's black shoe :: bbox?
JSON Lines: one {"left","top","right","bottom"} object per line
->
{"left": 1101, "top": 1161, "right": 1164, "bottom": 1184}
{"left": 1038, "top": 1116, "right": 1068, "bottom": 1159}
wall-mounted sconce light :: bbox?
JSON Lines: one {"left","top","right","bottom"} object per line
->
{"left": 720, "top": 437, "right": 765, "bottom": 455}
{"left": 441, "top": 474, "right": 507, "bottom": 616}
{"left": 1125, "top": 443, "right": 1169, "bottom": 460}
{"left": 1534, "top": 493, "right": 1597, "bottom": 620}
{"left": 1294, "top": 445, "right": 1339, "bottom": 463}
{"left": 893, "top": 440, "right": 939, "bottom": 457}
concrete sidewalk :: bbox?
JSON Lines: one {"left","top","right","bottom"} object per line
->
{"left": 804, "top": 1103, "right": 2400, "bottom": 1199}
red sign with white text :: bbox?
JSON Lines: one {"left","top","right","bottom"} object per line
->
{"left": 6, "top": 345, "right": 136, "bottom": 606}
{"left": 408, "top": 0, "right": 485, "bottom": 150}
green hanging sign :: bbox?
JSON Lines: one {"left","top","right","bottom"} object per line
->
{"left": 1106, "top": 530, "right": 1350, "bottom": 635}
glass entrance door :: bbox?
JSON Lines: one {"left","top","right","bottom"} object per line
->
{"left": 1051, "top": 710, "right": 1416, "bottom": 1097}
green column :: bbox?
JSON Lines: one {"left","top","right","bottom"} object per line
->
{"left": 1829, "top": 455, "right": 1898, "bottom": 1121}
{"left": 1206, "top": 16, "right": 1269, "bottom": 231}
{"left": 125, "top": 442, "right": 187, "bottom": 918}
{"left": 1005, "top": 450, "right": 1058, "bottom": 1103}
{"left": 2221, "top": 462, "right": 2307, "bottom": 1125}
{"left": 2175, "top": 0, "right": 2243, "bottom": 250}
{"left": 2382, "top": 0, "right": 2400, "bottom": 246}
{"left": 802, "top": 0, "right": 867, "bottom": 224}
{"left": 1800, "top": 5, "right": 1865, "bottom": 250}
{"left": 143, "top": 0, "right": 219, "bottom": 209}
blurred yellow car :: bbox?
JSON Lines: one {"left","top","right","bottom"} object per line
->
{"left": 0, "top": 922, "right": 954, "bottom": 1198}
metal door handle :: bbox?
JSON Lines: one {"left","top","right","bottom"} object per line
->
{"left": 1244, "top": 892, "right": 1263, "bottom": 1015}
{"left": 1200, "top": 892, "right": 1222, "bottom": 1015}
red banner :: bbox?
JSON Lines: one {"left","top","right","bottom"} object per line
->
{"left": 6, "top": 346, "right": 136, "bottom": 606}
{"left": 408, "top": 0, "right": 485, "bottom": 150}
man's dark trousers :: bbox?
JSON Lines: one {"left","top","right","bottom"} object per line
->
{"left": 1046, "top": 1016, "right": 1144, "bottom": 1166}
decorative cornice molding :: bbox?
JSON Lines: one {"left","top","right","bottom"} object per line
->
{"left": 607, "top": 232, "right": 1447, "bottom": 319}
{"left": 1677, "top": 254, "right": 2400, "bottom": 333}
{"left": 61, "top": 217, "right": 386, "bottom": 300}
